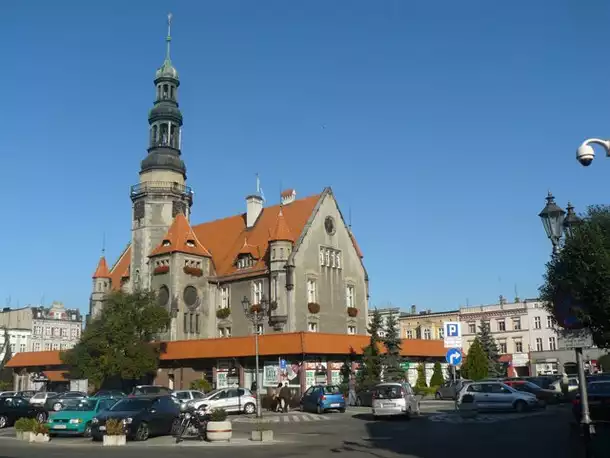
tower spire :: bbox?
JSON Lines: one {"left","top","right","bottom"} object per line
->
{"left": 166, "top": 13, "right": 172, "bottom": 61}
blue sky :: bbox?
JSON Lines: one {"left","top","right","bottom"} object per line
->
{"left": 4, "top": 1, "right": 610, "bottom": 313}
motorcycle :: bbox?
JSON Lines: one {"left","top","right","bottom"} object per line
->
{"left": 175, "top": 403, "right": 209, "bottom": 443}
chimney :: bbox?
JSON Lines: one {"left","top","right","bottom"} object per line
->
{"left": 410, "top": 304, "right": 416, "bottom": 314}
{"left": 246, "top": 194, "right": 264, "bottom": 228}
{"left": 281, "top": 189, "right": 296, "bottom": 205}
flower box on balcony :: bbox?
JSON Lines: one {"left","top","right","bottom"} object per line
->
{"left": 183, "top": 266, "right": 203, "bottom": 277}
{"left": 153, "top": 265, "right": 169, "bottom": 275}
{"left": 216, "top": 308, "right": 231, "bottom": 320}
{"left": 307, "top": 302, "right": 320, "bottom": 314}
{"left": 347, "top": 307, "right": 359, "bottom": 318}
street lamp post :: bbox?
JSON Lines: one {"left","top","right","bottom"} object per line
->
{"left": 538, "top": 194, "right": 591, "bottom": 454}
{"left": 241, "top": 295, "right": 269, "bottom": 419}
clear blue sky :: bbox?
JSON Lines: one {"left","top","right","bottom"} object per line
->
{"left": 4, "top": 1, "right": 610, "bottom": 313}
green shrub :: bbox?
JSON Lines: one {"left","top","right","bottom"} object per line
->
{"left": 32, "top": 422, "right": 49, "bottom": 435}
{"left": 415, "top": 363, "right": 427, "bottom": 389}
{"left": 14, "top": 418, "right": 37, "bottom": 432}
{"left": 105, "top": 418, "right": 125, "bottom": 436}
{"left": 430, "top": 362, "right": 444, "bottom": 387}
{"left": 210, "top": 408, "right": 228, "bottom": 422}
{"left": 190, "top": 378, "right": 212, "bottom": 393}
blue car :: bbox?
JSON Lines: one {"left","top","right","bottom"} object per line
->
{"left": 300, "top": 385, "right": 346, "bottom": 414}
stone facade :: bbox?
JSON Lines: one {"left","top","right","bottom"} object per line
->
{"left": 89, "top": 19, "right": 368, "bottom": 340}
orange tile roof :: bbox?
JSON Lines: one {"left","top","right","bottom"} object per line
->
{"left": 109, "top": 245, "right": 131, "bottom": 290}
{"left": 43, "top": 370, "right": 69, "bottom": 382}
{"left": 5, "top": 351, "right": 63, "bottom": 368}
{"left": 349, "top": 231, "right": 363, "bottom": 258}
{"left": 150, "top": 214, "right": 212, "bottom": 258}
{"left": 237, "top": 238, "right": 261, "bottom": 259}
{"left": 269, "top": 208, "right": 294, "bottom": 242}
{"left": 92, "top": 256, "right": 111, "bottom": 279}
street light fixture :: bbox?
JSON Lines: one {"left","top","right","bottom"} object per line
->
{"left": 538, "top": 191, "right": 566, "bottom": 254}
{"left": 563, "top": 202, "right": 582, "bottom": 238}
{"left": 241, "top": 295, "right": 269, "bottom": 419}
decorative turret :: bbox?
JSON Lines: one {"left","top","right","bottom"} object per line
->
{"left": 90, "top": 255, "right": 111, "bottom": 320}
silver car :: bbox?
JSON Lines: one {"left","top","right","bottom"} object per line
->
{"left": 371, "top": 382, "right": 420, "bottom": 419}
{"left": 457, "top": 381, "right": 540, "bottom": 412}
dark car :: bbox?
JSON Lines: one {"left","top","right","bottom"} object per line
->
{"left": 0, "top": 396, "right": 47, "bottom": 428}
{"left": 355, "top": 387, "right": 375, "bottom": 407}
{"left": 504, "top": 380, "right": 561, "bottom": 405}
{"left": 573, "top": 380, "right": 610, "bottom": 423}
{"left": 129, "top": 385, "right": 173, "bottom": 397}
{"left": 16, "top": 391, "right": 36, "bottom": 399}
{"left": 91, "top": 395, "right": 180, "bottom": 441}
{"left": 93, "top": 390, "right": 126, "bottom": 399}
{"left": 527, "top": 376, "right": 560, "bottom": 390}
{"left": 45, "top": 391, "right": 88, "bottom": 412}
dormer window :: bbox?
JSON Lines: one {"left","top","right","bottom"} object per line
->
{"left": 237, "top": 254, "right": 254, "bottom": 269}
{"left": 162, "top": 239, "right": 171, "bottom": 247}
{"left": 186, "top": 240, "right": 195, "bottom": 248}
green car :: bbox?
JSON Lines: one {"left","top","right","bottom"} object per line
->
{"left": 47, "top": 397, "right": 118, "bottom": 437}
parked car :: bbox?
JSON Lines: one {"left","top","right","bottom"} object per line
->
{"left": 16, "top": 391, "right": 36, "bottom": 399}
{"left": 355, "top": 387, "right": 375, "bottom": 407}
{"left": 92, "top": 390, "right": 126, "bottom": 399}
{"left": 300, "top": 385, "right": 346, "bottom": 414}
{"left": 189, "top": 387, "right": 257, "bottom": 415}
{"left": 457, "top": 382, "right": 541, "bottom": 412}
{"left": 549, "top": 377, "right": 579, "bottom": 394}
{"left": 44, "top": 391, "right": 88, "bottom": 412}
{"left": 29, "top": 391, "right": 58, "bottom": 406}
{"left": 129, "top": 385, "right": 173, "bottom": 397}
{"left": 573, "top": 380, "right": 610, "bottom": 423}
{"left": 435, "top": 379, "right": 472, "bottom": 400}
{"left": 503, "top": 380, "right": 561, "bottom": 405}
{"left": 91, "top": 395, "right": 180, "bottom": 442}
{"left": 371, "top": 382, "right": 419, "bottom": 419}
{"left": 0, "top": 396, "right": 47, "bottom": 428}
{"left": 0, "top": 392, "right": 16, "bottom": 398}
{"left": 173, "top": 390, "right": 206, "bottom": 405}
{"left": 47, "top": 397, "right": 117, "bottom": 437}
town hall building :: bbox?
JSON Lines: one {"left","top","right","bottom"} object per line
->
{"left": 89, "top": 16, "right": 369, "bottom": 341}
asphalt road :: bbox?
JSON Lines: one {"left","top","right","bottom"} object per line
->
{"left": 0, "top": 402, "right": 598, "bottom": 458}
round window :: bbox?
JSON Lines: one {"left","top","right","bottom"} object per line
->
{"left": 183, "top": 286, "right": 199, "bottom": 308}
{"left": 157, "top": 285, "right": 170, "bottom": 307}
{"left": 324, "top": 216, "right": 336, "bottom": 235}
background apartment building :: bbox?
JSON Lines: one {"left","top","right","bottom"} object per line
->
{"left": 400, "top": 305, "right": 460, "bottom": 340}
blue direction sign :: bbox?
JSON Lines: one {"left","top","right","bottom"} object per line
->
{"left": 279, "top": 359, "right": 287, "bottom": 369}
{"left": 445, "top": 348, "right": 463, "bottom": 366}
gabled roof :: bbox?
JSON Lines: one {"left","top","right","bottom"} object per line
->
{"left": 109, "top": 245, "right": 131, "bottom": 291}
{"left": 237, "top": 238, "right": 261, "bottom": 259}
{"left": 150, "top": 214, "right": 212, "bottom": 258}
{"left": 5, "top": 351, "right": 63, "bottom": 368}
{"left": 269, "top": 208, "right": 294, "bottom": 242}
{"left": 92, "top": 256, "right": 111, "bottom": 279}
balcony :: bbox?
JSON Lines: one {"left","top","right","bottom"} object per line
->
{"left": 130, "top": 181, "right": 193, "bottom": 198}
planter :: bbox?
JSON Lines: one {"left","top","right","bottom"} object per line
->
{"left": 307, "top": 302, "right": 320, "bottom": 314}
{"left": 206, "top": 420, "right": 232, "bottom": 442}
{"left": 183, "top": 266, "right": 203, "bottom": 277}
{"left": 103, "top": 435, "right": 127, "bottom": 446}
{"left": 216, "top": 308, "right": 231, "bottom": 320}
{"left": 31, "top": 433, "right": 50, "bottom": 443}
{"left": 153, "top": 265, "right": 169, "bottom": 275}
{"left": 251, "top": 430, "right": 273, "bottom": 442}
{"left": 16, "top": 431, "right": 33, "bottom": 442}
{"left": 347, "top": 307, "right": 358, "bottom": 318}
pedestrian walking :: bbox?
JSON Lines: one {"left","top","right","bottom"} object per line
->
{"left": 348, "top": 376, "right": 357, "bottom": 406}
{"left": 274, "top": 383, "right": 283, "bottom": 412}
{"left": 279, "top": 382, "right": 291, "bottom": 413}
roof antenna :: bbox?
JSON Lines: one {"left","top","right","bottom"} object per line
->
{"left": 166, "top": 12, "right": 173, "bottom": 61}
{"left": 102, "top": 231, "right": 106, "bottom": 256}
{"left": 348, "top": 206, "right": 352, "bottom": 230}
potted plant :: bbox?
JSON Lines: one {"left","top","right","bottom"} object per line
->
{"left": 14, "top": 418, "right": 36, "bottom": 442}
{"left": 250, "top": 420, "right": 273, "bottom": 442}
{"left": 102, "top": 418, "right": 127, "bottom": 446}
{"left": 307, "top": 302, "right": 320, "bottom": 314}
{"left": 183, "top": 266, "right": 203, "bottom": 277}
{"left": 153, "top": 265, "right": 169, "bottom": 275}
{"left": 31, "top": 421, "right": 50, "bottom": 443}
{"left": 458, "top": 394, "right": 478, "bottom": 418}
{"left": 347, "top": 307, "right": 358, "bottom": 317}
{"left": 216, "top": 307, "right": 231, "bottom": 320}
{"left": 206, "top": 408, "right": 232, "bottom": 442}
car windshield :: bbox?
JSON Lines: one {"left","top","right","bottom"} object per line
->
{"left": 374, "top": 385, "right": 403, "bottom": 399}
{"left": 204, "top": 389, "right": 221, "bottom": 399}
{"left": 323, "top": 386, "right": 341, "bottom": 395}
{"left": 110, "top": 399, "right": 152, "bottom": 412}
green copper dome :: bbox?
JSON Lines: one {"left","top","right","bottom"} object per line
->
{"left": 156, "top": 59, "right": 179, "bottom": 81}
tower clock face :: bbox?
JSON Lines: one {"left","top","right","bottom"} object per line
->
{"left": 324, "top": 216, "right": 336, "bottom": 235}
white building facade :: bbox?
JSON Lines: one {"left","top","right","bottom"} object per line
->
{"left": 0, "top": 329, "right": 32, "bottom": 361}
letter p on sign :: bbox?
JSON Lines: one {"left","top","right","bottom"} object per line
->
{"left": 445, "top": 322, "right": 461, "bottom": 337}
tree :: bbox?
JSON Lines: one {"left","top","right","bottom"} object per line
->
{"left": 0, "top": 328, "right": 13, "bottom": 387}
{"left": 477, "top": 322, "right": 503, "bottom": 377}
{"left": 382, "top": 312, "right": 403, "bottom": 382}
{"left": 465, "top": 338, "right": 488, "bottom": 381}
{"left": 357, "top": 309, "right": 383, "bottom": 388}
{"left": 429, "top": 361, "right": 444, "bottom": 387}
{"left": 415, "top": 363, "right": 427, "bottom": 389}
{"left": 61, "top": 290, "right": 170, "bottom": 389}
{"left": 340, "top": 347, "right": 358, "bottom": 385}
{"left": 540, "top": 205, "right": 610, "bottom": 348}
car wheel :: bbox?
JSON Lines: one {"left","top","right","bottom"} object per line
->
{"left": 53, "top": 402, "right": 63, "bottom": 411}
{"left": 244, "top": 403, "right": 256, "bottom": 415}
{"left": 135, "top": 422, "right": 149, "bottom": 441}
{"left": 36, "top": 412, "right": 47, "bottom": 423}
{"left": 0, "top": 415, "right": 7, "bottom": 428}
{"left": 356, "top": 397, "right": 362, "bottom": 406}
{"left": 514, "top": 400, "right": 527, "bottom": 413}
{"left": 435, "top": 392, "right": 442, "bottom": 400}
{"left": 83, "top": 422, "right": 92, "bottom": 438}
